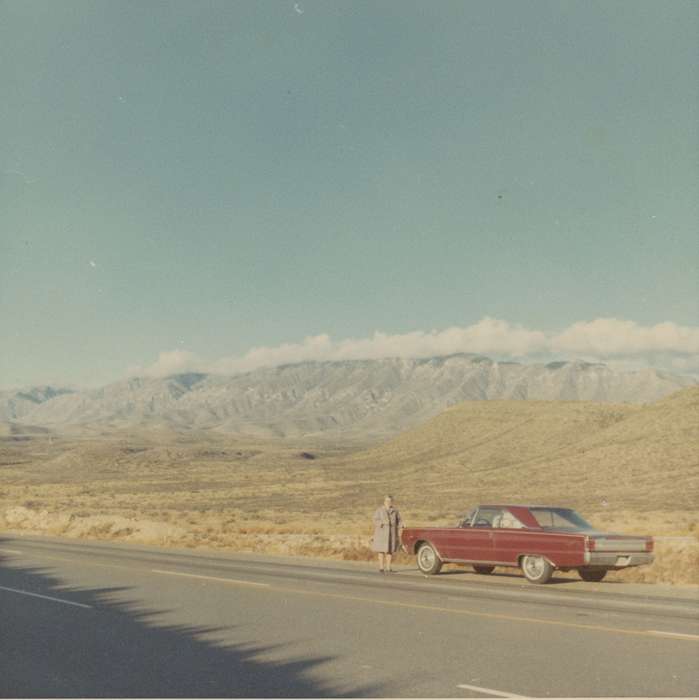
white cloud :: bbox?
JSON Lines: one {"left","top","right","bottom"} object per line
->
{"left": 210, "top": 318, "right": 548, "bottom": 374}
{"left": 129, "top": 350, "right": 201, "bottom": 378}
{"left": 552, "top": 318, "right": 699, "bottom": 356}
{"left": 134, "top": 317, "right": 699, "bottom": 379}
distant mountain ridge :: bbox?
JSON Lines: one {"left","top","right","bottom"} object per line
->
{"left": 0, "top": 385, "right": 75, "bottom": 422}
{"left": 2, "top": 355, "right": 695, "bottom": 437}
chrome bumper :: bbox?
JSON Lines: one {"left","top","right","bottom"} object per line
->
{"left": 584, "top": 552, "right": 654, "bottom": 568}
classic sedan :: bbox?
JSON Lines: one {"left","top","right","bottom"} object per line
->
{"left": 401, "top": 504, "right": 654, "bottom": 584}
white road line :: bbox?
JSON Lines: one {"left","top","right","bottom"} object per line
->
{"left": 457, "top": 682, "right": 530, "bottom": 698}
{"left": 647, "top": 630, "right": 699, "bottom": 641}
{"left": 0, "top": 548, "right": 22, "bottom": 555}
{"left": 151, "top": 569, "right": 270, "bottom": 587}
{"left": 0, "top": 584, "right": 92, "bottom": 609}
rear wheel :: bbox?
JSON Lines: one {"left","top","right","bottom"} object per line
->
{"left": 473, "top": 565, "right": 495, "bottom": 575}
{"left": 521, "top": 555, "right": 554, "bottom": 584}
{"left": 578, "top": 568, "right": 607, "bottom": 582}
{"left": 416, "top": 543, "right": 443, "bottom": 575}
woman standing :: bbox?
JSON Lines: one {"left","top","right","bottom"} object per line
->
{"left": 372, "top": 495, "right": 404, "bottom": 573}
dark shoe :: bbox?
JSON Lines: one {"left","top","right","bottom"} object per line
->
{"left": 379, "top": 569, "right": 385, "bottom": 574}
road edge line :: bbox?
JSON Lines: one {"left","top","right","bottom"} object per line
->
{"left": 151, "top": 569, "right": 270, "bottom": 587}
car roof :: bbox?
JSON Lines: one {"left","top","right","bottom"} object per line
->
{"left": 477, "top": 504, "right": 572, "bottom": 510}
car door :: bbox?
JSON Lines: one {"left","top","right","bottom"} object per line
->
{"left": 450, "top": 508, "right": 503, "bottom": 562}
{"left": 491, "top": 508, "right": 528, "bottom": 565}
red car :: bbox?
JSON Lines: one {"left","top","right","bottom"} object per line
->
{"left": 401, "top": 504, "right": 654, "bottom": 584}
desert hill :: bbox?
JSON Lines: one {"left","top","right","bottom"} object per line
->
{"left": 340, "top": 386, "right": 699, "bottom": 515}
{"left": 2, "top": 355, "right": 695, "bottom": 437}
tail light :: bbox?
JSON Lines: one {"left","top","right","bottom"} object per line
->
{"left": 646, "top": 538, "right": 654, "bottom": 552}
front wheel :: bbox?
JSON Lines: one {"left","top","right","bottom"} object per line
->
{"left": 521, "top": 555, "right": 554, "bottom": 584}
{"left": 578, "top": 568, "right": 607, "bottom": 582}
{"left": 473, "top": 565, "right": 495, "bottom": 575}
{"left": 416, "top": 543, "right": 443, "bottom": 575}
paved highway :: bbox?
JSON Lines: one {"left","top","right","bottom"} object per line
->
{"left": 1, "top": 534, "right": 698, "bottom": 698}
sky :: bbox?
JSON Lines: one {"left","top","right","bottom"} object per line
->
{"left": 1, "top": 0, "right": 698, "bottom": 388}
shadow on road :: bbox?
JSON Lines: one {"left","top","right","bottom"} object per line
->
{"left": 0, "top": 539, "right": 376, "bottom": 698}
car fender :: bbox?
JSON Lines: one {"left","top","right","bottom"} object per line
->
{"left": 414, "top": 539, "right": 445, "bottom": 560}
{"left": 517, "top": 552, "right": 557, "bottom": 569}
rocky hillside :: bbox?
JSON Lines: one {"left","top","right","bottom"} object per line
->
{"left": 3, "top": 355, "right": 695, "bottom": 437}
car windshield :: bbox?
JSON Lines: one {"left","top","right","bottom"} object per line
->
{"left": 458, "top": 509, "right": 477, "bottom": 527}
{"left": 530, "top": 508, "right": 594, "bottom": 531}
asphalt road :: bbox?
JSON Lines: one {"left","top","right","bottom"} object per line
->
{"left": 1, "top": 534, "right": 698, "bottom": 698}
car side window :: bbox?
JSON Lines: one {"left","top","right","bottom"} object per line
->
{"left": 473, "top": 508, "right": 504, "bottom": 527}
{"left": 497, "top": 510, "right": 525, "bottom": 529}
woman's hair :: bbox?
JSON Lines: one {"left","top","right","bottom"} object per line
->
{"left": 384, "top": 494, "right": 393, "bottom": 500}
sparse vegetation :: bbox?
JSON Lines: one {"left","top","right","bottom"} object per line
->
{"left": 0, "top": 388, "right": 697, "bottom": 585}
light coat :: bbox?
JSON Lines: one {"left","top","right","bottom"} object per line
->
{"left": 372, "top": 506, "right": 403, "bottom": 553}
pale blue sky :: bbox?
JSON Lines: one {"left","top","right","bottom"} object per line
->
{"left": 1, "top": 0, "right": 697, "bottom": 387}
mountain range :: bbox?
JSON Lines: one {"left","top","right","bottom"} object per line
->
{"left": 1, "top": 355, "right": 695, "bottom": 437}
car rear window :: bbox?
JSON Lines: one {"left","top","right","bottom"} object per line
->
{"left": 530, "top": 508, "right": 593, "bottom": 531}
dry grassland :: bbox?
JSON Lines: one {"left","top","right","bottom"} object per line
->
{"left": 1, "top": 387, "right": 697, "bottom": 585}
